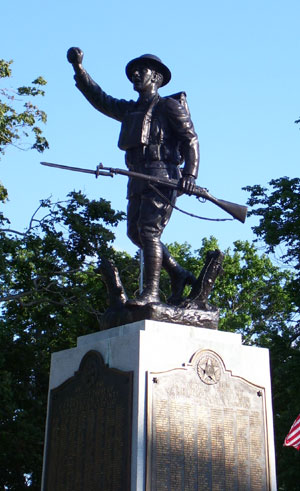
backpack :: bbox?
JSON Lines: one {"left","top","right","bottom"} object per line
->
{"left": 163, "top": 91, "right": 191, "bottom": 165}
{"left": 166, "top": 91, "right": 191, "bottom": 117}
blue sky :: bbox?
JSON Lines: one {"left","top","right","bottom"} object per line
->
{"left": 1, "top": 0, "right": 300, "bottom": 256}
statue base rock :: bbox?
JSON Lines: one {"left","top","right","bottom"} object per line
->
{"left": 42, "top": 320, "right": 277, "bottom": 490}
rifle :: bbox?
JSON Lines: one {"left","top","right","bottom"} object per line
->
{"left": 40, "top": 161, "right": 247, "bottom": 223}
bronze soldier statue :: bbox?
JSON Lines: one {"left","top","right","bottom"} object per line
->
{"left": 67, "top": 48, "right": 200, "bottom": 306}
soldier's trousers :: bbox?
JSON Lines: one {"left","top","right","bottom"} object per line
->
{"left": 127, "top": 185, "right": 176, "bottom": 247}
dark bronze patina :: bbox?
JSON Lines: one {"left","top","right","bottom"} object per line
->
{"left": 62, "top": 48, "right": 248, "bottom": 323}
{"left": 43, "top": 351, "right": 133, "bottom": 491}
{"left": 97, "top": 252, "right": 223, "bottom": 329}
{"left": 67, "top": 47, "right": 200, "bottom": 307}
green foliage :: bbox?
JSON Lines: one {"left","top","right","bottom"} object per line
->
{"left": 114, "top": 249, "right": 141, "bottom": 298}
{"left": 1, "top": 178, "right": 299, "bottom": 488}
{"left": 0, "top": 58, "right": 49, "bottom": 202}
{"left": 243, "top": 177, "right": 300, "bottom": 335}
{"left": 161, "top": 237, "right": 295, "bottom": 342}
{"left": 0, "top": 58, "right": 49, "bottom": 157}
{"left": 0, "top": 182, "right": 8, "bottom": 202}
{"left": 212, "top": 241, "right": 295, "bottom": 339}
{"left": 244, "top": 177, "right": 300, "bottom": 268}
{"left": 0, "top": 59, "right": 12, "bottom": 78}
{"left": 0, "top": 193, "right": 125, "bottom": 489}
{"left": 244, "top": 176, "right": 300, "bottom": 489}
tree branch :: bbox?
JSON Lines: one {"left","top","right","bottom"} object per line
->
{"left": 1, "top": 228, "right": 26, "bottom": 236}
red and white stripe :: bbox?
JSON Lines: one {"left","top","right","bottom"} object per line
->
{"left": 284, "top": 414, "right": 300, "bottom": 450}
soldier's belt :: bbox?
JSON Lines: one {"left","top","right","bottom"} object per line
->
{"left": 126, "top": 144, "right": 168, "bottom": 165}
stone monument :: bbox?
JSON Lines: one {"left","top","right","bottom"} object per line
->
{"left": 42, "top": 321, "right": 277, "bottom": 490}
{"left": 41, "top": 50, "right": 276, "bottom": 489}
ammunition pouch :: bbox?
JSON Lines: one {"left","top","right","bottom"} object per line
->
{"left": 125, "top": 144, "right": 180, "bottom": 170}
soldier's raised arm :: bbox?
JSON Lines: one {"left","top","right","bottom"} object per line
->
{"left": 67, "top": 47, "right": 133, "bottom": 122}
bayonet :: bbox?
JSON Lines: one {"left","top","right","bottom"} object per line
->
{"left": 41, "top": 161, "right": 247, "bottom": 223}
{"left": 41, "top": 161, "right": 114, "bottom": 177}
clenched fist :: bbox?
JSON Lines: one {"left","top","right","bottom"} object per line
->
{"left": 67, "top": 47, "right": 84, "bottom": 66}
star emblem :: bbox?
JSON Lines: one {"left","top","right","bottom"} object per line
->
{"left": 197, "top": 354, "right": 221, "bottom": 385}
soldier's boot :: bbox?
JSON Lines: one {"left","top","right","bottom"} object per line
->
{"left": 162, "top": 244, "right": 196, "bottom": 305}
{"left": 127, "top": 240, "right": 162, "bottom": 306}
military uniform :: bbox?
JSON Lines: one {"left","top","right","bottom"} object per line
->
{"left": 70, "top": 52, "right": 199, "bottom": 304}
{"left": 74, "top": 70, "right": 199, "bottom": 249}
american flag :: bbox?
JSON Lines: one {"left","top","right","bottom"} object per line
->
{"left": 283, "top": 414, "right": 300, "bottom": 450}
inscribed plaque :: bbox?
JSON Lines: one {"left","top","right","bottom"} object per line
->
{"left": 147, "top": 349, "right": 269, "bottom": 491}
{"left": 43, "top": 350, "right": 133, "bottom": 491}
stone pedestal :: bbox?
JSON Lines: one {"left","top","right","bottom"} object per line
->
{"left": 42, "top": 320, "right": 277, "bottom": 490}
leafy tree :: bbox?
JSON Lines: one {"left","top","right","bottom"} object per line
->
{"left": 1, "top": 186, "right": 298, "bottom": 488}
{"left": 0, "top": 58, "right": 49, "bottom": 201}
{"left": 0, "top": 192, "right": 125, "bottom": 489}
{"left": 244, "top": 177, "right": 300, "bottom": 490}
{"left": 162, "top": 237, "right": 295, "bottom": 340}
{"left": 244, "top": 177, "right": 300, "bottom": 270}
{"left": 243, "top": 178, "right": 300, "bottom": 344}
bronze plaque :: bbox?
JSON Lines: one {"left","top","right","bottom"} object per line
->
{"left": 147, "top": 350, "right": 270, "bottom": 491}
{"left": 43, "top": 350, "right": 133, "bottom": 491}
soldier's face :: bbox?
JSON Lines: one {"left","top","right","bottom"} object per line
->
{"left": 132, "top": 65, "right": 156, "bottom": 93}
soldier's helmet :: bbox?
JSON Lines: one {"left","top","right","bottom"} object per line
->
{"left": 126, "top": 54, "right": 171, "bottom": 87}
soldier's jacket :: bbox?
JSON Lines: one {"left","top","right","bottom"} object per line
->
{"left": 74, "top": 69, "right": 199, "bottom": 196}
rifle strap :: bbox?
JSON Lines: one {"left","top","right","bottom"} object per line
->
{"left": 148, "top": 183, "right": 233, "bottom": 222}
